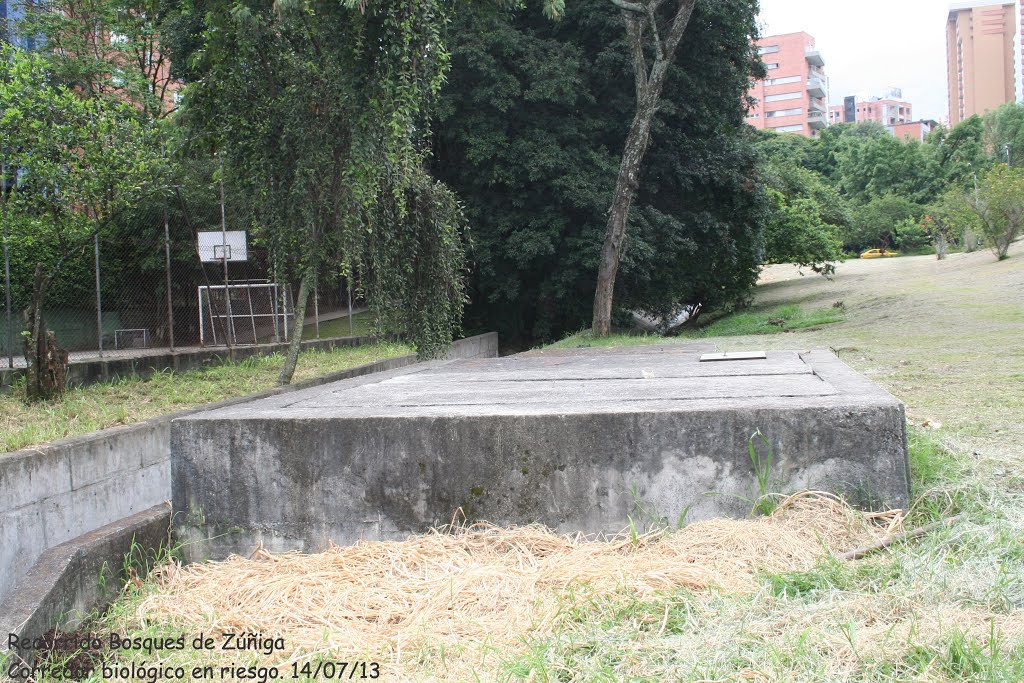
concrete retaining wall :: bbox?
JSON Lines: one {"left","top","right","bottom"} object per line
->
{"left": 0, "top": 505, "right": 172, "bottom": 663}
{"left": 0, "top": 332, "right": 498, "bottom": 605}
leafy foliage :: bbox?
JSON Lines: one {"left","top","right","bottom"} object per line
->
{"left": 968, "top": 164, "right": 1024, "bottom": 260}
{"left": 892, "top": 217, "right": 931, "bottom": 253}
{"left": 432, "top": 0, "right": 765, "bottom": 345}
{"left": 983, "top": 102, "right": 1024, "bottom": 167}
{"left": 0, "top": 46, "right": 160, "bottom": 397}
{"left": 847, "top": 194, "right": 921, "bottom": 252}
{"left": 762, "top": 190, "right": 843, "bottom": 275}
{"left": 924, "top": 187, "right": 982, "bottom": 256}
{"left": 755, "top": 135, "right": 848, "bottom": 272}
{"left": 178, "top": 0, "right": 468, "bottom": 360}
{"left": 926, "top": 116, "right": 988, "bottom": 186}
{"left": 834, "top": 127, "right": 942, "bottom": 205}
{"left": 20, "top": 0, "right": 183, "bottom": 118}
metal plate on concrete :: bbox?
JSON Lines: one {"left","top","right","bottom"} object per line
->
{"left": 699, "top": 351, "right": 768, "bottom": 362}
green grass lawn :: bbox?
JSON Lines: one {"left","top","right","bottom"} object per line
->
{"left": 549, "top": 303, "right": 845, "bottom": 349}
{"left": 301, "top": 309, "right": 374, "bottom": 339}
{"left": 0, "top": 341, "right": 410, "bottom": 453}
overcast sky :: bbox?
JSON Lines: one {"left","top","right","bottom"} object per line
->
{"left": 757, "top": 0, "right": 971, "bottom": 121}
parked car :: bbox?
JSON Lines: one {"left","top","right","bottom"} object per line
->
{"left": 860, "top": 248, "right": 899, "bottom": 259}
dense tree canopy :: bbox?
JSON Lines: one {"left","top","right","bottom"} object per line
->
{"left": 984, "top": 102, "right": 1024, "bottom": 167}
{"left": 432, "top": 0, "right": 765, "bottom": 345}
{"left": 0, "top": 47, "right": 160, "bottom": 397}
{"left": 173, "top": 0, "right": 470, "bottom": 366}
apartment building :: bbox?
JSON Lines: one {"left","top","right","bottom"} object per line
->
{"left": 827, "top": 88, "right": 914, "bottom": 127}
{"left": 946, "top": 1, "right": 1016, "bottom": 125}
{"left": 745, "top": 32, "right": 829, "bottom": 137}
{"left": 892, "top": 120, "right": 939, "bottom": 142}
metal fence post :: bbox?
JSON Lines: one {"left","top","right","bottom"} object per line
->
{"left": 347, "top": 282, "right": 353, "bottom": 337}
{"left": 3, "top": 222, "right": 13, "bottom": 368}
{"left": 313, "top": 276, "right": 320, "bottom": 339}
{"left": 164, "top": 205, "right": 175, "bottom": 351}
{"left": 94, "top": 233, "right": 104, "bottom": 358}
{"left": 219, "top": 174, "right": 234, "bottom": 351}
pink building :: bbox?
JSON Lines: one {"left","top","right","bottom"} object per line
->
{"left": 827, "top": 90, "right": 914, "bottom": 127}
{"left": 892, "top": 120, "right": 939, "bottom": 142}
{"left": 745, "top": 32, "right": 829, "bottom": 137}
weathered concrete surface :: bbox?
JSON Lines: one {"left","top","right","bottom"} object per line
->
{"left": 0, "top": 504, "right": 171, "bottom": 665}
{"left": 0, "top": 332, "right": 497, "bottom": 605}
{"left": 172, "top": 346, "right": 911, "bottom": 561}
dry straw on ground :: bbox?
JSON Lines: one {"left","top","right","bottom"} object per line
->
{"left": 137, "top": 493, "right": 896, "bottom": 673}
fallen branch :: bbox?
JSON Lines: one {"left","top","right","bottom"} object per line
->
{"left": 838, "top": 514, "right": 965, "bottom": 561}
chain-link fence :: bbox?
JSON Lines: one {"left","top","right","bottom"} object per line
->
{"left": 1, "top": 187, "right": 364, "bottom": 370}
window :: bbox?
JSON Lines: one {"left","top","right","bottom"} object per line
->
{"left": 765, "top": 63, "right": 779, "bottom": 70}
{"left": 764, "top": 92, "right": 801, "bottom": 102}
{"left": 766, "top": 107, "right": 803, "bottom": 118}
{"left": 110, "top": 31, "right": 127, "bottom": 44}
{"left": 765, "top": 75, "right": 801, "bottom": 86}
{"left": 770, "top": 124, "right": 804, "bottom": 133}
{"left": 758, "top": 45, "right": 780, "bottom": 55}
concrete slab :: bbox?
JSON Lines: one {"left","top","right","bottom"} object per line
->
{"left": 172, "top": 347, "right": 910, "bottom": 560}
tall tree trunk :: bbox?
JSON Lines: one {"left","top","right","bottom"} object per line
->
{"left": 592, "top": 99, "right": 658, "bottom": 337}
{"left": 592, "top": 0, "right": 698, "bottom": 337}
{"left": 24, "top": 263, "right": 68, "bottom": 400}
{"left": 277, "top": 272, "right": 311, "bottom": 386}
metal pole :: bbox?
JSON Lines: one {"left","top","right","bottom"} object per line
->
{"left": 198, "top": 288, "right": 206, "bottom": 345}
{"left": 282, "top": 285, "right": 289, "bottom": 341}
{"left": 347, "top": 281, "right": 353, "bottom": 337}
{"left": 272, "top": 284, "right": 280, "bottom": 343}
{"left": 313, "top": 277, "right": 320, "bottom": 339}
{"left": 164, "top": 206, "right": 175, "bottom": 351}
{"left": 94, "top": 233, "right": 104, "bottom": 358}
{"left": 246, "top": 283, "right": 257, "bottom": 344}
{"left": 219, "top": 172, "right": 234, "bottom": 350}
{"left": 3, "top": 222, "right": 13, "bottom": 369}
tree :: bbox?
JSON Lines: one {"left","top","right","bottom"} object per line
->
{"left": 847, "top": 194, "right": 921, "bottom": 252}
{"left": 926, "top": 116, "right": 989, "bottom": 185}
{"left": 761, "top": 190, "right": 843, "bottom": 276}
{"left": 432, "top": 0, "right": 765, "bottom": 345}
{"left": 983, "top": 102, "right": 1024, "bottom": 167}
{"left": 592, "top": 0, "right": 702, "bottom": 336}
{"left": 21, "top": 0, "right": 183, "bottom": 119}
{"left": 0, "top": 47, "right": 159, "bottom": 398}
{"left": 968, "top": 164, "right": 1024, "bottom": 260}
{"left": 924, "top": 186, "right": 980, "bottom": 259}
{"left": 178, "top": 0, "right": 471, "bottom": 381}
{"left": 835, "top": 128, "right": 943, "bottom": 205}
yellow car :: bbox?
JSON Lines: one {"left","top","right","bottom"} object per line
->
{"left": 860, "top": 248, "right": 899, "bottom": 259}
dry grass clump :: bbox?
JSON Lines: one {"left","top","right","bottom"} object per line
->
{"left": 136, "top": 493, "right": 893, "bottom": 673}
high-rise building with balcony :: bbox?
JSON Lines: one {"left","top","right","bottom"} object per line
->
{"left": 745, "top": 32, "right": 829, "bottom": 137}
{"left": 946, "top": 1, "right": 1016, "bottom": 125}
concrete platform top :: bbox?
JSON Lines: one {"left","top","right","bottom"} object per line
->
{"left": 178, "top": 346, "right": 899, "bottom": 420}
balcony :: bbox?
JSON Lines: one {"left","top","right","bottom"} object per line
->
{"left": 807, "top": 110, "right": 828, "bottom": 129}
{"left": 807, "top": 77, "right": 826, "bottom": 98}
{"left": 808, "top": 98, "right": 828, "bottom": 113}
{"left": 805, "top": 48, "right": 824, "bottom": 67}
